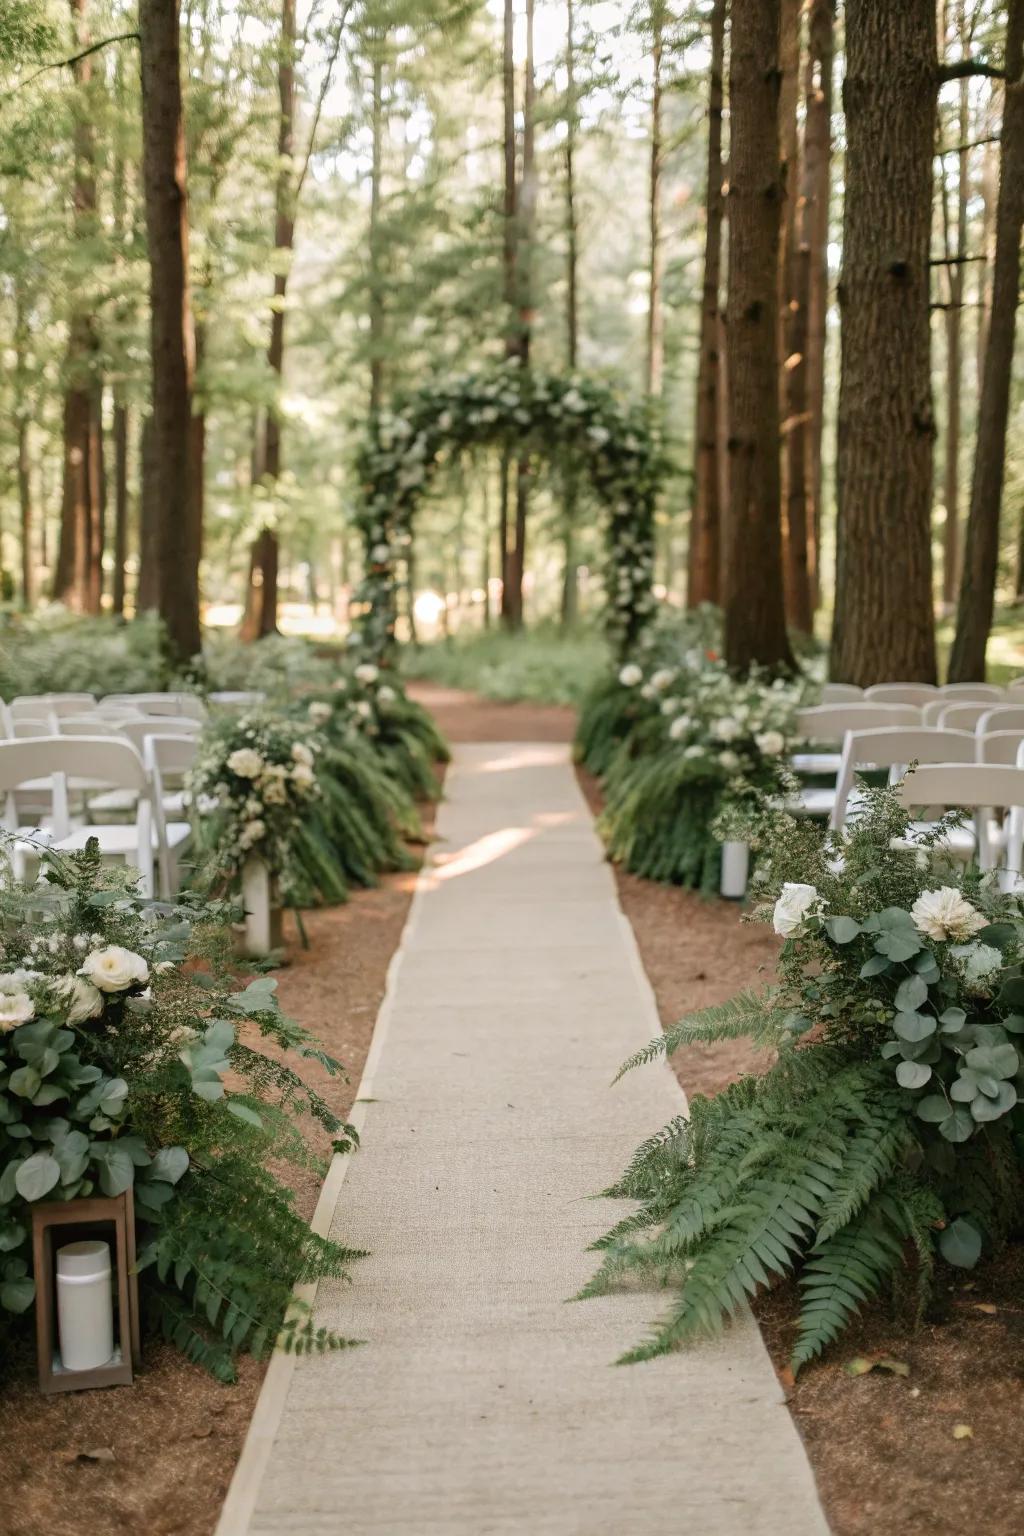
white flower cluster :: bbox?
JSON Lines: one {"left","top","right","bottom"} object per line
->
{"left": 188, "top": 716, "right": 323, "bottom": 873}
{"left": 0, "top": 941, "right": 154, "bottom": 1034}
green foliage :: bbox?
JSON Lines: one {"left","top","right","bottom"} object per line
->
{"left": 589, "top": 784, "right": 1024, "bottom": 1372}
{"left": 402, "top": 625, "right": 609, "bottom": 708}
{"left": 0, "top": 844, "right": 360, "bottom": 1378}
{"left": 0, "top": 611, "right": 169, "bottom": 698}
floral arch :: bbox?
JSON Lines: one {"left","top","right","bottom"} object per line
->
{"left": 352, "top": 362, "right": 663, "bottom": 659}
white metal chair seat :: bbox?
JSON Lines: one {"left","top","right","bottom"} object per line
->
{"left": 55, "top": 819, "right": 191, "bottom": 858}
{"left": 790, "top": 751, "right": 843, "bottom": 775}
{"left": 894, "top": 763, "right": 1024, "bottom": 873}
{"left": 792, "top": 785, "right": 838, "bottom": 818}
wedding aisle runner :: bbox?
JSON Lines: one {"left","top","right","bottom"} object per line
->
{"left": 219, "top": 742, "right": 828, "bottom": 1536}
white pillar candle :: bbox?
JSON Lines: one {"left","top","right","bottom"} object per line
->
{"left": 242, "top": 855, "right": 274, "bottom": 957}
{"left": 720, "top": 840, "right": 749, "bottom": 900}
{"left": 56, "top": 1240, "right": 115, "bottom": 1372}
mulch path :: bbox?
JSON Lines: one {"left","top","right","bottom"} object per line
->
{"left": 2, "top": 680, "right": 1021, "bottom": 1536}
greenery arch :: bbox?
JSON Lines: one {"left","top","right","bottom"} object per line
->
{"left": 353, "top": 361, "right": 663, "bottom": 658}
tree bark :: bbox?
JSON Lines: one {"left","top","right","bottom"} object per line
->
{"left": 55, "top": 0, "right": 100, "bottom": 612}
{"left": 646, "top": 2, "right": 664, "bottom": 398}
{"left": 112, "top": 396, "right": 129, "bottom": 616}
{"left": 137, "top": 412, "right": 160, "bottom": 611}
{"left": 940, "top": 59, "right": 970, "bottom": 611}
{"left": 829, "top": 0, "right": 938, "bottom": 685}
{"left": 561, "top": 0, "right": 580, "bottom": 626}
{"left": 722, "top": 0, "right": 794, "bottom": 673}
{"left": 499, "top": 0, "right": 517, "bottom": 626}
{"left": 86, "top": 386, "right": 105, "bottom": 613}
{"left": 507, "top": 0, "right": 536, "bottom": 630}
{"left": 14, "top": 276, "right": 33, "bottom": 609}
{"left": 804, "top": 0, "right": 834, "bottom": 607}
{"left": 948, "top": 0, "right": 1024, "bottom": 680}
{"left": 139, "top": 0, "right": 200, "bottom": 665}
{"left": 241, "top": 0, "right": 296, "bottom": 642}
{"left": 687, "top": 0, "right": 725, "bottom": 608}
{"left": 779, "top": 0, "right": 813, "bottom": 633}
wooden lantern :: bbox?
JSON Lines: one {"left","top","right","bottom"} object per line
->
{"left": 31, "top": 1192, "right": 141, "bottom": 1393}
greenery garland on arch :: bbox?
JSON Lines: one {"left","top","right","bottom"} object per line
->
{"left": 353, "top": 361, "right": 663, "bottom": 658}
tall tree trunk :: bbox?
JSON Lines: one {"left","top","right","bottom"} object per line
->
{"left": 804, "top": 0, "right": 834, "bottom": 608}
{"left": 646, "top": 2, "right": 664, "bottom": 398}
{"left": 508, "top": 0, "right": 536, "bottom": 630}
{"left": 139, "top": 0, "right": 200, "bottom": 665}
{"left": 14, "top": 277, "right": 33, "bottom": 609}
{"left": 687, "top": 0, "right": 725, "bottom": 608}
{"left": 561, "top": 0, "right": 579, "bottom": 627}
{"left": 55, "top": 0, "right": 100, "bottom": 611}
{"left": 722, "top": 0, "right": 794, "bottom": 672}
{"left": 779, "top": 0, "right": 813, "bottom": 633}
{"left": 87, "top": 386, "right": 105, "bottom": 613}
{"left": 112, "top": 396, "right": 129, "bottom": 616}
{"left": 940, "top": 58, "right": 970, "bottom": 611}
{"left": 829, "top": 0, "right": 937, "bottom": 685}
{"left": 499, "top": 0, "right": 517, "bottom": 626}
{"left": 241, "top": 0, "right": 296, "bottom": 642}
{"left": 948, "top": 0, "right": 1024, "bottom": 680}
{"left": 137, "top": 413, "right": 160, "bottom": 611}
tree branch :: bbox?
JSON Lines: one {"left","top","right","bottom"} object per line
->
{"left": 936, "top": 134, "right": 1001, "bottom": 155}
{"left": 938, "top": 60, "right": 1006, "bottom": 83}
{"left": 293, "top": 1, "right": 355, "bottom": 206}
{"left": 4, "top": 30, "right": 139, "bottom": 94}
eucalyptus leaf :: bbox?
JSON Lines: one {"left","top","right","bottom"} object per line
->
{"left": 964, "top": 1043, "right": 1018, "bottom": 1080}
{"left": 895, "top": 974, "right": 929, "bottom": 1013}
{"left": 14, "top": 1152, "right": 61, "bottom": 1201}
{"left": 895, "top": 1060, "right": 931, "bottom": 1089}
{"left": 938, "top": 1218, "right": 982, "bottom": 1269}
{"left": 893, "top": 1012, "right": 936, "bottom": 1043}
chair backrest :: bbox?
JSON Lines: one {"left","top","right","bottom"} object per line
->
{"left": 796, "top": 703, "right": 921, "bottom": 743}
{"left": 820, "top": 683, "right": 864, "bottom": 703}
{"left": 10, "top": 694, "right": 97, "bottom": 717}
{"left": 977, "top": 705, "right": 1024, "bottom": 737}
{"left": 895, "top": 762, "right": 1024, "bottom": 870}
{"left": 102, "top": 692, "right": 206, "bottom": 721}
{"left": 936, "top": 701, "right": 994, "bottom": 732}
{"left": 116, "top": 717, "right": 202, "bottom": 752}
{"left": 939, "top": 682, "right": 1004, "bottom": 700}
{"left": 208, "top": 690, "right": 267, "bottom": 707}
{"left": 863, "top": 683, "right": 939, "bottom": 706}
{"left": 57, "top": 716, "right": 123, "bottom": 737}
{"left": 10, "top": 716, "right": 57, "bottom": 738}
{"left": 978, "top": 730, "right": 1024, "bottom": 765}
{"left": 0, "top": 738, "right": 72, "bottom": 837}
{"left": 1006, "top": 677, "right": 1024, "bottom": 695}
{"left": 830, "top": 728, "right": 975, "bottom": 831}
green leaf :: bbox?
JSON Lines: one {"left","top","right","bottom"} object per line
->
{"left": 939, "top": 1218, "right": 982, "bottom": 1269}
{"left": 977, "top": 923, "right": 1018, "bottom": 953}
{"left": 964, "top": 1043, "right": 1018, "bottom": 1080}
{"left": 893, "top": 1012, "right": 936, "bottom": 1043}
{"left": 8, "top": 1066, "right": 40, "bottom": 1099}
{"left": 14, "top": 1152, "right": 61, "bottom": 1202}
{"left": 859, "top": 954, "right": 890, "bottom": 978}
{"left": 896, "top": 1061, "right": 931, "bottom": 1090}
{"left": 93, "top": 1146, "right": 135, "bottom": 1197}
{"left": 149, "top": 1146, "right": 189, "bottom": 1184}
{"left": 939, "top": 1107, "right": 975, "bottom": 1143}
{"left": 939, "top": 1007, "right": 967, "bottom": 1034}
{"left": 225, "top": 1100, "right": 263, "bottom": 1128}
{"left": 917, "top": 1095, "right": 951, "bottom": 1124}
{"left": 895, "top": 974, "right": 929, "bottom": 1012}
{"left": 825, "top": 916, "right": 861, "bottom": 945}
{"left": 0, "top": 1274, "right": 35, "bottom": 1313}
{"left": 971, "top": 1082, "right": 1017, "bottom": 1122}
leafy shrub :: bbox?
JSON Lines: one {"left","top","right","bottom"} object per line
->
{"left": 0, "top": 845, "right": 360, "bottom": 1380}
{"left": 0, "top": 610, "right": 167, "bottom": 699}
{"left": 401, "top": 624, "right": 609, "bottom": 706}
{"left": 301, "top": 659, "right": 449, "bottom": 802}
{"left": 586, "top": 787, "right": 1024, "bottom": 1370}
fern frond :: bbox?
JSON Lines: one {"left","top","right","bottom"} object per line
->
{"left": 612, "top": 990, "right": 783, "bottom": 1083}
{"left": 792, "top": 1196, "right": 907, "bottom": 1370}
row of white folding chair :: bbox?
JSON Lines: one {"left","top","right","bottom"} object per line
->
{"left": 0, "top": 735, "right": 192, "bottom": 898}
{"left": 100, "top": 692, "right": 206, "bottom": 721}
{"left": 894, "top": 761, "right": 1024, "bottom": 877}
{"left": 821, "top": 681, "right": 1009, "bottom": 707}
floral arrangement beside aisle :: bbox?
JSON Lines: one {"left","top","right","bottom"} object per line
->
{"left": 303, "top": 658, "right": 449, "bottom": 803}
{"left": 581, "top": 652, "right": 805, "bottom": 891}
{"left": 189, "top": 710, "right": 412, "bottom": 910}
{"left": 584, "top": 786, "right": 1024, "bottom": 1370}
{"left": 0, "top": 844, "right": 360, "bottom": 1379}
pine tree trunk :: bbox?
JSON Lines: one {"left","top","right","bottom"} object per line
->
{"left": 722, "top": 0, "right": 794, "bottom": 673}
{"left": 561, "top": 0, "right": 580, "bottom": 626}
{"left": 139, "top": 0, "right": 200, "bottom": 665}
{"left": 687, "top": 0, "right": 725, "bottom": 609}
{"left": 368, "top": 43, "right": 385, "bottom": 414}
{"left": 780, "top": 0, "right": 813, "bottom": 634}
{"left": 646, "top": 3, "right": 664, "bottom": 398}
{"left": 948, "top": 0, "right": 1024, "bottom": 680}
{"left": 940, "top": 68, "right": 969, "bottom": 611}
{"left": 56, "top": 0, "right": 100, "bottom": 611}
{"left": 137, "top": 412, "right": 160, "bottom": 611}
{"left": 829, "top": 0, "right": 938, "bottom": 685}
{"left": 87, "top": 385, "right": 105, "bottom": 613}
{"left": 112, "top": 396, "right": 129, "bottom": 616}
{"left": 18, "top": 419, "right": 32, "bottom": 609}
{"left": 241, "top": 0, "right": 296, "bottom": 642}
{"left": 804, "top": 0, "right": 834, "bottom": 607}
{"left": 508, "top": 0, "right": 536, "bottom": 630}
{"left": 500, "top": 0, "right": 517, "bottom": 626}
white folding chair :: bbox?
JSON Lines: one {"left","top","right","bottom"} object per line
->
{"left": 208, "top": 691, "right": 267, "bottom": 708}
{"left": 978, "top": 730, "right": 1024, "bottom": 765}
{"left": 88, "top": 719, "right": 200, "bottom": 821}
{"left": 935, "top": 701, "right": 995, "bottom": 732}
{"left": 102, "top": 692, "right": 206, "bottom": 722}
{"left": 830, "top": 727, "right": 976, "bottom": 834}
{"left": 864, "top": 683, "right": 940, "bottom": 707}
{"left": 939, "top": 682, "right": 1004, "bottom": 701}
{"left": 821, "top": 683, "right": 865, "bottom": 704}
{"left": 57, "top": 716, "right": 123, "bottom": 737}
{"left": 894, "top": 762, "right": 1024, "bottom": 873}
{"left": 0, "top": 739, "right": 73, "bottom": 881}
{"left": 144, "top": 735, "right": 197, "bottom": 897}
{"left": 792, "top": 704, "right": 922, "bottom": 816}
{"left": 976, "top": 706, "right": 1024, "bottom": 738}
{"left": 10, "top": 693, "right": 96, "bottom": 717}
{"left": 43, "top": 737, "right": 178, "bottom": 899}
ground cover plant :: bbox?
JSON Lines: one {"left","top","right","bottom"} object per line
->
{"left": 584, "top": 785, "right": 1024, "bottom": 1370}
{"left": 0, "top": 842, "right": 361, "bottom": 1382}
{"left": 400, "top": 623, "right": 610, "bottom": 708}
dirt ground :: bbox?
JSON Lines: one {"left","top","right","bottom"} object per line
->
{"left": 2, "top": 682, "right": 1021, "bottom": 1536}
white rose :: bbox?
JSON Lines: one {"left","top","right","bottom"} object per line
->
{"left": 660, "top": 697, "right": 680, "bottom": 716}
{"left": 756, "top": 730, "right": 786, "bottom": 757}
{"left": 618, "top": 664, "right": 643, "bottom": 688}
{"left": 949, "top": 942, "right": 1003, "bottom": 994}
{"left": 291, "top": 743, "right": 314, "bottom": 767}
{"left": 773, "top": 883, "right": 822, "bottom": 938}
{"left": 263, "top": 778, "right": 288, "bottom": 805}
{"left": 240, "top": 819, "right": 267, "bottom": 848}
{"left": 0, "top": 990, "right": 34, "bottom": 1030}
{"left": 378, "top": 685, "right": 397, "bottom": 705}
{"left": 80, "top": 945, "right": 150, "bottom": 994}
{"left": 53, "top": 974, "right": 105, "bottom": 1024}
{"left": 683, "top": 744, "right": 705, "bottom": 760}
{"left": 650, "top": 668, "right": 675, "bottom": 693}
{"left": 308, "top": 701, "right": 332, "bottom": 726}
{"left": 911, "top": 887, "right": 988, "bottom": 943}
{"left": 291, "top": 763, "right": 316, "bottom": 789}
{"left": 354, "top": 662, "right": 380, "bottom": 685}
{"left": 711, "top": 717, "right": 741, "bottom": 743}
{"left": 227, "top": 748, "right": 264, "bottom": 779}
{"left": 668, "top": 716, "right": 689, "bottom": 741}
{"left": 719, "top": 750, "right": 740, "bottom": 772}
{"left": 355, "top": 700, "right": 373, "bottom": 719}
